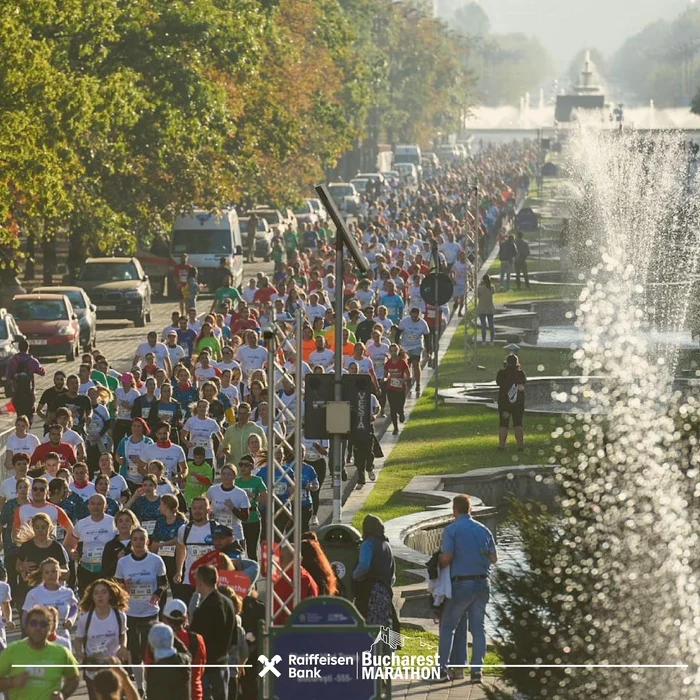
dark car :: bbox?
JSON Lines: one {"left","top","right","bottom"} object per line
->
{"left": 32, "top": 286, "right": 97, "bottom": 352}
{"left": 0, "top": 309, "right": 24, "bottom": 395}
{"left": 10, "top": 294, "right": 81, "bottom": 361}
{"left": 76, "top": 257, "right": 152, "bottom": 327}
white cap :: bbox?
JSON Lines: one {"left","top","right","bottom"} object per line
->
{"left": 162, "top": 598, "right": 188, "bottom": 619}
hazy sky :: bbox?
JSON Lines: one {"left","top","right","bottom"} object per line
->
{"left": 450, "top": 0, "right": 686, "bottom": 68}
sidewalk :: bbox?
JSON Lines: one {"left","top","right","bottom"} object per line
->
{"left": 393, "top": 675, "right": 506, "bottom": 699}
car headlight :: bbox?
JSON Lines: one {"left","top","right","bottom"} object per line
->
{"left": 58, "top": 327, "right": 70, "bottom": 336}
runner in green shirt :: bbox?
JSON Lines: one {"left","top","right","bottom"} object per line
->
{"left": 210, "top": 273, "right": 242, "bottom": 315}
{"left": 184, "top": 447, "right": 214, "bottom": 505}
{"left": 283, "top": 226, "right": 298, "bottom": 257}
{"left": 235, "top": 454, "right": 268, "bottom": 560}
{"left": 0, "top": 607, "right": 79, "bottom": 700}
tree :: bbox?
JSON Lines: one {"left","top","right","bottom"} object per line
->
{"left": 451, "top": 2, "right": 490, "bottom": 37}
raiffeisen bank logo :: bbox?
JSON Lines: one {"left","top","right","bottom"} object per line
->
{"left": 361, "top": 626, "right": 440, "bottom": 681}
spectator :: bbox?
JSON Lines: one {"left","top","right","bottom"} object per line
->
{"left": 145, "top": 623, "right": 191, "bottom": 700}
{"left": 496, "top": 354, "right": 527, "bottom": 451}
{"left": 514, "top": 230, "right": 530, "bottom": 290}
{"left": 189, "top": 565, "right": 237, "bottom": 700}
{"left": 476, "top": 275, "right": 495, "bottom": 345}
{"left": 437, "top": 494, "right": 497, "bottom": 684}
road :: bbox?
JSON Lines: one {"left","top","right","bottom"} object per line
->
{"left": 1, "top": 259, "right": 275, "bottom": 427}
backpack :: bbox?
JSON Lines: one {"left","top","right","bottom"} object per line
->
{"left": 85, "top": 608, "right": 123, "bottom": 641}
{"left": 182, "top": 519, "right": 217, "bottom": 545}
{"left": 12, "top": 359, "right": 32, "bottom": 395}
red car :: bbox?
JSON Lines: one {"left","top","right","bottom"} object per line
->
{"left": 10, "top": 294, "right": 81, "bottom": 361}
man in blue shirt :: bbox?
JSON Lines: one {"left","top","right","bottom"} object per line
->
{"left": 379, "top": 281, "right": 404, "bottom": 324}
{"left": 437, "top": 494, "right": 497, "bottom": 684}
{"left": 176, "top": 315, "right": 197, "bottom": 367}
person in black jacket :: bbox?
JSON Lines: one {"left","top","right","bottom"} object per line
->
{"left": 190, "top": 565, "right": 237, "bottom": 700}
{"left": 496, "top": 354, "right": 526, "bottom": 451}
{"left": 100, "top": 509, "right": 138, "bottom": 579}
{"left": 145, "top": 623, "right": 191, "bottom": 700}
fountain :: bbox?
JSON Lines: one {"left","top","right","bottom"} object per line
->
{"left": 487, "top": 126, "right": 700, "bottom": 697}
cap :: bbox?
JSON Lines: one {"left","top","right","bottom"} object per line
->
{"left": 167, "top": 330, "right": 177, "bottom": 337}
{"left": 148, "top": 622, "right": 174, "bottom": 651}
{"left": 213, "top": 524, "right": 234, "bottom": 538}
{"left": 162, "top": 599, "right": 188, "bottom": 619}
{"left": 120, "top": 372, "right": 134, "bottom": 385}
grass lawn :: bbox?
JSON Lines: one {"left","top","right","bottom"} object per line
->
{"left": 353, "top": 280, "right": 577, "bottom": 530}
{"left": 396, "top": 629, "right": 503, "bottom": 675}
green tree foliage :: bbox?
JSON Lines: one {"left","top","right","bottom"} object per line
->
{"left": 613, "top": 6, "right": 700, "bottom": 107}
{"left": 0, "top": 0, "right": 474, "bottom": 269}
{"left": 450, "top": 2, "right": 490, "bottom": 38}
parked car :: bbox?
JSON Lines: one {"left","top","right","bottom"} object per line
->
{"left": 308, "top": 198, "right": 328, "bottom": 223}
{"left": 357, "top": 172, "right": 387, "bottom": 189}
{"left": 135, "top": 238, "right": 174, "bottom": 297}
{"left": 0, "top": 309, "right": 24, "bottom": 395}
{"left": 436, "top": 144, "right": 460, "bottom": 163}
{"left": 240, "top": 216, "right": 274, "bottom": 260}
{"left": 293, "top": 199, "right": 319, "bottom": 227}
{"left": 381, "top": 170, "right": 401, "bottom": 188}
{"left": 75, "top": 257, "right": 152, "bottom": 327}
{"left": 31, "top": 286, "right": 97, "bottom": 352}
{"left": 327, "top": 182, "right": 360, "bottom": 215}
{"left": 250, "top": 207, "right": 297, "bottom": 236}
{"left": 10, "top": 294, "right": 81, "bottom": 361}
{"left": 350, "top": 178, "right": 370, "bottom": 195}
{"left": 394, "top": 162, "right": 418, "bottom": 185}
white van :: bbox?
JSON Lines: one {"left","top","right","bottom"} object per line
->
{"left": 393, "top": 144, "right": 423, "bottom": 180}
{"left": 170, "top": 209, "right": 244, "bottom": 291}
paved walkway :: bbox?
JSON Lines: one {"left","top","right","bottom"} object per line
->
{"left": 393, "top": 675, "right": 505, "bottom": 699}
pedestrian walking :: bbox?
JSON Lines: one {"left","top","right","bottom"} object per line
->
{"left": 498, "top": 233, "right": 517, "bottom": 291}
{"left": 437, "top": 494, "right": 497, "bottom": 684}
{"left": 514, "top": 230, "right": 530, "bottom": 289}
{"left": 476, "top": 275, "right": 496, "bottom": 344}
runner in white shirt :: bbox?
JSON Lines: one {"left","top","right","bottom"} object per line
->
{"left": 215, "top": 346, "right": 241, "bottom": 375}
{"left": 0, "top": 454, "right": 33, "bottom": 505}
{"left": 206, "top": 466, "right": 250, "bottom": 542}
{"left": 64, "top": 495, "right": 117, "bottom": 586}
{"left": 242, "top": 279, "right": 258, "bottom": 304}
{"left": 0, "top": 581, "right": 11, "bottom": 651}
{"left": 139, "top": 422, "right": 187, "bottom": 481}
{"left": 164, "top": 331, "right": 186, "bottom": 368}
{"left": 132, "top": 332, "right": 172, "bottom": 374}
{"left": 397, "top": 307, "right": 430, "bottom": 394}
{"left": 309, "top": 336, "right": 335, "bottom": 370}
{"left": 219, "top": 370, "right": 240, "bottom": 409}
{"left": 305, "top": 295, "right": 327, "bottom": 324}
{"left": 41, "top": 424, "right": 84, "bottom": 460}
{"left": 74, "top": 593, "right": 128, "bottom": 676}
{"left": 182, "top": 401, "right": 224, "bottom": 461}
{"left": 69, "top": 463, "right": 97, "bottom": 502}
{"left": 115, "top": 528, "right": 167, "bottom": 622}
{"left": 236, "top": 331, "right": 268, "bottom": 380}
{"left": 174, "top": 498, "right": 216, "bottom": 588}
{"left": 5, "top": 416, "right": 40, "bottom": 469}
{"left": 366, "top": 331, "right": 390, "bottom": 381}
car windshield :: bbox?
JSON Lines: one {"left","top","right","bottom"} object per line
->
{"left": 36, "top": 289, "right": 85, "bottom": 309}
{"left": 294, "top": 202, "right": 312, "bottom": 215}
{"left": 257, "top": 221, "right": 268, "bottom": 232}
{"left": 395, "top": 154, "right": 420, "bottom": 166}
{"left": 329, "top": 185, "right": 354, "bottom": 197}
{"left": 79, "top": 263, "right": 139, "bottom": 282}
{"left": 351, "top": 180, "right": 368, "bottom": 191}
{"left": 255, "top": 212, "right": 281, "bottom": 225}
{"left": 172, "top": 230, "right": 233, "bottom": 255}
{"left": 12, "top": 300, "right": 68, "bottom": 321}
{"left": 310, "top": 200, "right": 321, "bottom": 211}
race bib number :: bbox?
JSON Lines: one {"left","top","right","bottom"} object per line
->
{"left": 128, "top": 462, "right": 140, "bottom": 477}
{"left": 159, "top": 545, "right": 175, "bottom": 557}
{"left": 85, "top": 546, "right": 103, "bottom": 564}
{"left": 143, "top": 520, "right": 156, "bottom": 535}
{"left": 274, "top": 482, "right": 288, "bottom": 496}
{"left": 116, "top": 407, "right": 131, "bottom": 420}
{"left": 217, "top": 512, "right": 234, "bottom": 527}
{"left": 390, "top": 378, "right": 403, "bottom": 389}
{"left": 190, "top": 545, "right": 211, "bottom": 559}
{"left": 130, "top": 583, "right": 152, "bottom": 600}
{"left": 91, "top": 638, "right": 110, "bottom": 656}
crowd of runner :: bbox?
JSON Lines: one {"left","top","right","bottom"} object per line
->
{"left": 0, "top": 141, "right": 537, "bottom": 699}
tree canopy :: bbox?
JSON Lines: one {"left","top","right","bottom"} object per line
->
{"left": 0, "top": 0, "right": 474, "bottom": 270}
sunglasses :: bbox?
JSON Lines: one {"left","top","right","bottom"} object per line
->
{"left": 28, "top": 620, "right": 49, "bottom": 629}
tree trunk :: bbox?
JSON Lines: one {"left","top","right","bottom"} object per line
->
{"left": 42, "top": 236, "right": 57, "bottom": 285}
{"left": 24, "top": 232, "right": 35, "bottom": 281}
